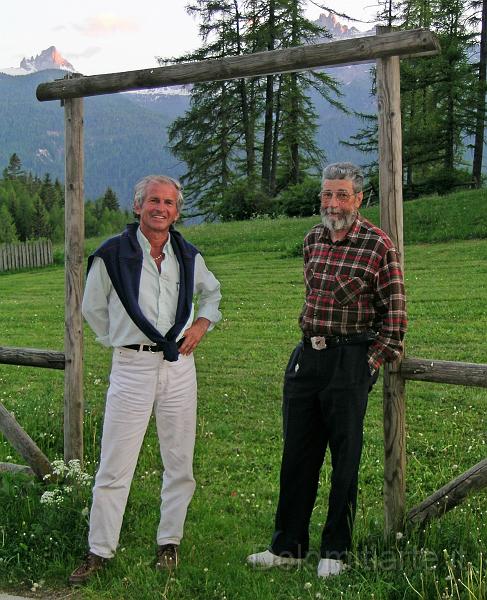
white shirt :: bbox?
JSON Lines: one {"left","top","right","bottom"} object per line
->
{"left": 82, "top": 228, "right": 222, "bottom": 347}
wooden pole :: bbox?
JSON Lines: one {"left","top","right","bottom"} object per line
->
{"left": 407, "top": 458, "right": 487, "bottom": 527}
{"left": 36, "top": 29, "right": 440, "bottom": 101}
{"left": 0, "top": 402, "right": 52, "bottom": 481}
{"left": 376, "top": 26, "right": 407, "bottom": 536}
{"left": 64, "top": 82, "right": 84, "bottom": 463}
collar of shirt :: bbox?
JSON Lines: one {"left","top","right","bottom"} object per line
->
{"left": 136, "top": 227, "right": 175, "bottom": 261}
{"left": 319, "top": 213, "right": 363, "bottom": 245}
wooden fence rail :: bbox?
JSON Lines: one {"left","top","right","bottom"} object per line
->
{"left": 407, "top": 458, "right": 487, "bottom": 527}
{"left": 401, "top": 357, "right": 487, "bottom": 388}
{"left": 0, "top": 240, "right": 53, "bottom": 272}
{"left": 0, "top": 346, "right": 65, "bottom": 369}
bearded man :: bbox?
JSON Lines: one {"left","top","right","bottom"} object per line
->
{"left": 247, "top": 162, "right": 407, "bottom": 578}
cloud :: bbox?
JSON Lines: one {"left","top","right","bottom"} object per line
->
{"left": 67, "top": 46, "right": 102, "bottom": 60}
{"left": 75, "top": 14, "right": 139, "bottom": 37}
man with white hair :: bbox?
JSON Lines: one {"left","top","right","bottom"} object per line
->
{"left": 70, "top": 175, "right": 221, "bottom": 583}
{"left": 247, "top": 162, "right": 407, "bottom": 578}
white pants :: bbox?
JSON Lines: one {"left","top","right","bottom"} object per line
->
{"left": 88, "top": 347, "right": 197, "bottom": 559}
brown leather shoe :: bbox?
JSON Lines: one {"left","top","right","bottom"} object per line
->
{"left": 69, "top": 552, "right": 108, "bottom": 585}
{"left": 155, "top": 544, "right": 179, "bottom": 571}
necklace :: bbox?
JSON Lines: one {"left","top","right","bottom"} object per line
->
{"left": 153, "top": 253, "right": 164, "bottom": 261}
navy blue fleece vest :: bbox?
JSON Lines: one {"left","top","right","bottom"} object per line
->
{"left": 87, "top": 222, "right": 199, "bottom": 362}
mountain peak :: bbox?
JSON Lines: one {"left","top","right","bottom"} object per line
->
{"left": 18, "top": 46, "right": 75, "bottom": 74}
{"left": 315, "top": 11, "right": 363, "bottom": 39}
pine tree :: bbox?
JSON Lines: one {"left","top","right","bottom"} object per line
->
{"left": 3, "top": 153, "right": 25, "bottom": 180}
{"left": 0, "top": 204, "right": 18, "bottom": 243}
{"left": 348, "top": 0, "right": 477, "bottom": 195}
{"left": 32, "top": 196, "right": 52, "bottom": 239}
{"left": 102, "top": 187, "right": 120, "bottom": 211}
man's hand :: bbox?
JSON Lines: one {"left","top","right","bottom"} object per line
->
{"left": 179, "top": 318, "right": 211, "bottom": 355}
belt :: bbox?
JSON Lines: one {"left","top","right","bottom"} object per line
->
{"left": 303, "top": 332, "right": 374, "bottom": 351}
{"left": 123, "top": 339, "right": 185, "bottom": 353}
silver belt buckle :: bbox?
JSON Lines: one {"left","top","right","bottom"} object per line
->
{"left": 310, "top": 336, "right": 327, "bottom": 351}
{"left": 148, "top": 345, "right": 158, "bottom": 353}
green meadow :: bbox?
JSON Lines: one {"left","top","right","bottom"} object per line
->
{"left": 0, "top": 190, "right": 486, "bottom": 599}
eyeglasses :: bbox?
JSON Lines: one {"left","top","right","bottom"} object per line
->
{"left": 320, "top": 190, "right": 355, "bottom": 203}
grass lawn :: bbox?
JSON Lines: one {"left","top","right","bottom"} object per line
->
{"left": 0, "top": 200, "right": 486, "bottom": 599}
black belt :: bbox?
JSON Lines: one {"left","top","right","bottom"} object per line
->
{"left": 123, "top": 339, "right": 185, "bottom": 353}
{"left": 303, "top": 332, "right": 374, "bottom": 350}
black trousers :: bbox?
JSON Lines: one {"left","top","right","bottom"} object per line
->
{"left": 270, "top": 340, "right": 376, "bottom": 559}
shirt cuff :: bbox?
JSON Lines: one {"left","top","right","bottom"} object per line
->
{"left": 196, "top": 308, "right": 221, "bottom": 332}
{"left": 367, "top": 348, "right": 384, "bottom": 374}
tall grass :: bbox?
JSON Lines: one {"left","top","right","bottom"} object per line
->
{"left": 0, "top": 191, "right": 485, "bottom": 599}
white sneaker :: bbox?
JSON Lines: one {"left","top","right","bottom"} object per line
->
{"left": 317, "top": 558, "right": 346, "bottom": 578}
{"left": 246, "top": 549, "right": 302, "bottom": 569}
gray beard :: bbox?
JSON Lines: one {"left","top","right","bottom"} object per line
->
{"left": 320, "top": 207, "right": 357, "bottom": 232}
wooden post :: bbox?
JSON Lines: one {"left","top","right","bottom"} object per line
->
{"left": 64, "top": 79, "right": 84, "bottom": 463}
{"left": 376, "top": 26, "right": 406, "bottom": 536}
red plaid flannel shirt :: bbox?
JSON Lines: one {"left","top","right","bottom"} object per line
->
{"left": 299, "top": 215, "right": 407, "bottom": 371}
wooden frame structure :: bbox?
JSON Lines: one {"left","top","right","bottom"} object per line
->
{"left": 1, "top": 26, "right": 485, "bottom": 534}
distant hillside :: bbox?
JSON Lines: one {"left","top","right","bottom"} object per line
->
{"left": 0, "top": 66, "right": 375, "bottom": 207}
{"left": 0, "top": 70, "right": 188, "bottom": 205}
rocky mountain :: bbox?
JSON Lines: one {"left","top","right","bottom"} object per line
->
{"left": 1, "top": 46, "right": 76, "bottom": 77}
{"left": 315, "top": 11, "right": 371, "bottom": 39}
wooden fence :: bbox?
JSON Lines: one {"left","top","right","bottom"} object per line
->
{"left": 0, "top": 240, "right": 53, "bottom": 272}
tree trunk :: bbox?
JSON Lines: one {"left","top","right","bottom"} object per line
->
{"left": 472, "top": 0, "right": 487, "bottom": 188}
{"left": 261, "top": 0, "right": 275, "bottom": 191}
{"left": 270, "top": 75, "right": 282, "bottom": 195}
{"left": 234, "top": 0, "right": 255, "bottom": 176}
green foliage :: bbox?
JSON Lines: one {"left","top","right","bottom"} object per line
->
{"left": 0, "top": 204, "right": 18, "bottom": 243}
{"left": 0, "top": 155, "right": 130, "bottom": 244}
{"left": 102, "top": 187, "right": 120, "bottom": 212}
{"left": 0, "top": 194, "right": 486, "bottom": 598}
{"left": 218, "top": 178, "right": 276, "bottom": 221}
{"left": 276, "top": 177, "right": 321, "bottom": 216}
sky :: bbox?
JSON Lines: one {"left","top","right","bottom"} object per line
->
{"left": 0, "top": 1, "right": 380, "bottom": 76}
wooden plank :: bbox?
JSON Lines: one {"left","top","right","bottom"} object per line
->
{"left": 401, "top": 357, "right": 487, "bottom": 387}
{"left": 64, "top": 88, "right": 85, "bottom": 463}
{"left": 407, "top": 458, "right": 487, "bottom": 527}
{"left": 377, "top": 26, "right": 407, "bottom": 536}
{"left": 0, "top": 462, "right": 35, "bottom": 477}
{"left": 0, "top": 401, "right": 53, "bottom": 481}
{"left": 36, "top": 29, "right": 440, "bottom": 101}
{"left": 0, "top": 346, "right": 65, "bottom": 369}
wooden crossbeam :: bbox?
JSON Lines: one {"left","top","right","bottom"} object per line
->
{"left": 36, "top": 29, "right": 440, "bottom": 101}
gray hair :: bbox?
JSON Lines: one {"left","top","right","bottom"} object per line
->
{"left": 322, "top": 162, "right": 364, "bottom": 194}
{"left": 133, "top": 175, "right": 184, "bottom": 212}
